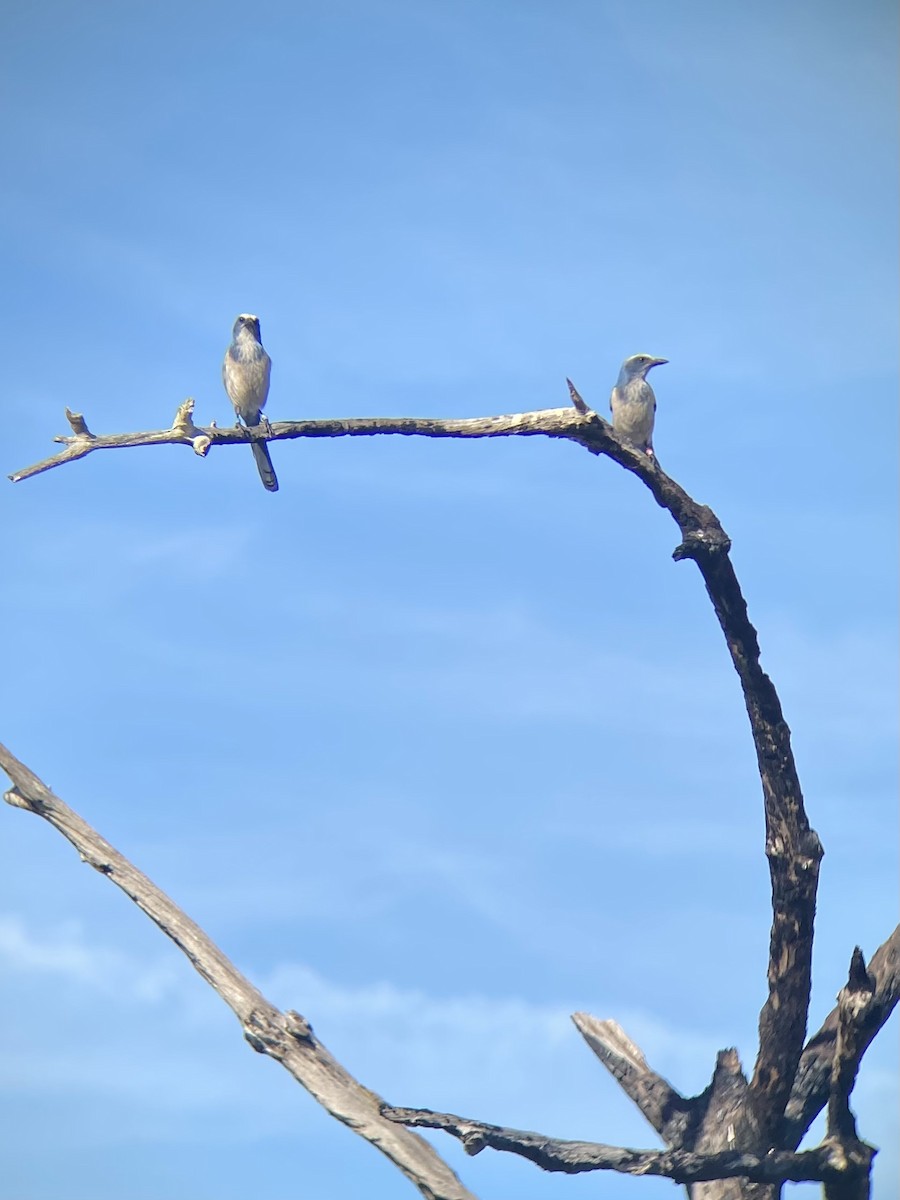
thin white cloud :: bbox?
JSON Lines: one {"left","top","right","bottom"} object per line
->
{"left": 0, "top": 912, "right": 722, "bottom": 1113}
{"left": 262, "top": 958, "right": 725, "bottom": 1083}
{"left": 0, "top": 914, "right": 182, "bottom": 1004}
{"left": 0, "top": 914, "right": 107, "bottom": 981}
{"left": 1, "top": 912, "right": 894, "bottom": 1177}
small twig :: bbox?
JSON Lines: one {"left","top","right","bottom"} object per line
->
{"left": 566, "top": 377, "right": 591, "bottom": 414}
{"left": 0, "top": 743, "right": 476, "bottom": 1200}
{"left": 63, "top": 407, "right": 94, "bottom": 436}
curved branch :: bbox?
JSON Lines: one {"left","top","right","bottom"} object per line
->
{"left": 0, "top": 743, "right": 477, "bottom": 1200}
{"left": 8, "top": 393, "right": 731, "bottom": 501}
{"left": 380, "top": 1104, "right": 864, "bottom": 1185}
{"left": 686, "top": 549, "right": 822, "bottom": 1140}
{"left": 8, "top": 386, "right": 822, "bottom": 1146}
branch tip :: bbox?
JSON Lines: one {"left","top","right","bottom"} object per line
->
{"left": 566, "top": 377, "right": 591, "bottom": 414}
{"left": 845, "top": 948, "right": 874, "bottom": 995}
{"left": 64, "top": 407, "right": 93, "bottom": 437}
{"left": 172, "top": 397, "right": 199, "bottom": 436}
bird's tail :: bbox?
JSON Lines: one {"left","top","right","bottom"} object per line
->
{"left": 251, "top": 441, "right": 279, "bottom": 492}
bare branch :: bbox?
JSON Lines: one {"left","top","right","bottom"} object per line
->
{"left": 571, "top": 1013, "right": 692, "bottom": 1143}
{"left": 657, "top": 494, "right": 822, "bottom": 1139}
{"left": 380, "top": 1104, "right": 861, "bottom": 1185}
{"left": 828, "top": 949, "right": 876, "bottom": 1139}
{"left": 7, "top": 388, "right": 823, "bottom": 1148}
{"left": 8, "top": 404, "right": 600, "bottom": 482}
{"left": 817, "top": 949, "right": 879, "bottom": 1200}
{"left": 565, "top": 378, "right": 591, "bottom": 414}
{"left": 783, "top": 924, "right": 900, "bottom": 1148}
{"left": 64, "top": 406, "right": 94, "bottom": 436}
{"left": 9, "top": 397, "right": 708, "bottom": 487}
{"left": 0, "top": 743, "right": 477, "bottom": 1200}
{"left": 9, "top": 399, "right": 218, "bottom": 482}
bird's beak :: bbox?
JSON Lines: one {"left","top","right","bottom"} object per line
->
{"left": 650, "top": 358, "right": 668, "bottom": 368}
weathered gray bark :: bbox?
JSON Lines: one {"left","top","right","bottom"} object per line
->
{"left": 0, "top": 746, "right": 476, "bottom": 1200}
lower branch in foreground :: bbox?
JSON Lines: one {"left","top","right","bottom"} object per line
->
{"left": 381, "top": 1106, "right": 871, "bottom": 1185}
{"left": 0, "top": 743, "right": 476, "bottom": 1200}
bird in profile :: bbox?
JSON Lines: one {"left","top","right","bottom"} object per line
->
{"left": 222, "top": 313, "right": 278, "bottom": 492}
{"left": 610, "top": 354, "right": 668, "bottom": 460}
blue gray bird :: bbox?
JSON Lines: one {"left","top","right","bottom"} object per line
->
{"left": 610, "top": 354, "right": 668, "bottom": 460}
{"left": 222, "top": 314, "right": 278, "bottom": 492}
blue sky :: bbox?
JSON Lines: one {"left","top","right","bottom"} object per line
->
{"left": 1, "top": 1, "right": 897, "bottom": 1197}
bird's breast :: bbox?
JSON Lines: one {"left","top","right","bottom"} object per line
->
{"left": 610, "top": 381, "right": 655, "bottom": 445}
{"left": 223, "top": 347, "right": 271, "bottom": 415}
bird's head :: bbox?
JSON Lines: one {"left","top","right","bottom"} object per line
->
{"left": 617, "top": 354, "right": 668, "bottom": 385}
{"left": 233, "top": 313, "right": 262, "bottom": 341}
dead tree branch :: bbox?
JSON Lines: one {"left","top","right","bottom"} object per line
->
{"left": 819, "top": 949, "right": 879, "bottom": 1200}
{"left": 784, "top": 924, "right": 900, "bottom": 1147}
{"left": 9, "top": 402, "right": 607, "bottom": 483}
{"left": 380, "top": 1103, "right": 854, "bottom": 1185}
{"left": 0, "top": 743, "right": 477, "bottom": 1200}
{"left": 571, "top": 1014, "right": 694, "bottom": 1145}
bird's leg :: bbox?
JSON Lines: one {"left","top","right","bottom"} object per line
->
{"left": 259, "top": 414, "right": 273, "bottom": 437}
